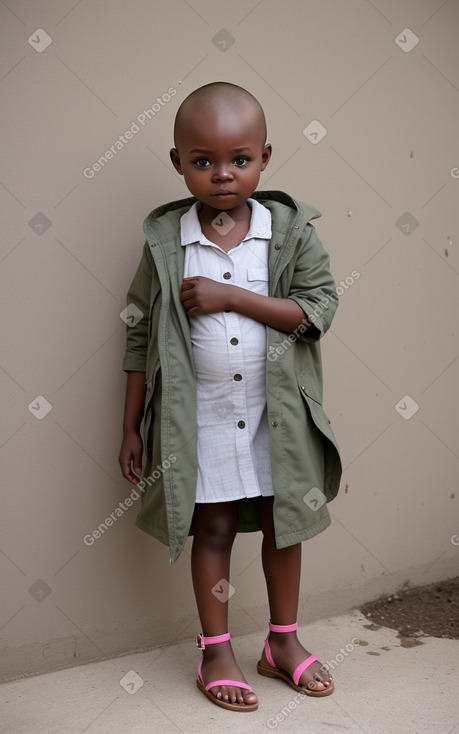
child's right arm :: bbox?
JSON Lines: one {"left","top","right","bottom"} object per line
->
{"left": 119, "top": 240, "right": 155, "bottom": 485}
{"left": 118, "top": 371, "right": 147, "bottom": 485}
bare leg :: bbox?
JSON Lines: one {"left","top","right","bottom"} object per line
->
{"left": 257, "top": 496, "right": 332, "bottom": 691}
{"left": 191, "top": 501, "right": 258, "bottom": 706}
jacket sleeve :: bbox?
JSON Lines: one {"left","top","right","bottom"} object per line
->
{"left": 287, "top": 224, "right": 338, "bottom": 342}
{"left": 122, "top": 241, "right": 153, "bottom": 372}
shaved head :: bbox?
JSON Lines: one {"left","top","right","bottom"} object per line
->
{"left": 173, "top": 82, "right": 267, "bottom": 149}
{"left": 169, "top": 82, "right": 272, "bottom": 214}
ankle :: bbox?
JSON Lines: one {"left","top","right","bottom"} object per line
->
{"left": 202, "top": 640, "right": 232, "bottom": 661}
{"left": 269, "top": 630, "right": 298, "bottom": 644}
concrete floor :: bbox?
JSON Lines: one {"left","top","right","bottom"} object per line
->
{"left": 1, "top": 609, "right": 459, "bottom": 734}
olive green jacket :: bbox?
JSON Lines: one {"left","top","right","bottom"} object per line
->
{"left": 123, "top": 190, "right": 342, "bottom": 564}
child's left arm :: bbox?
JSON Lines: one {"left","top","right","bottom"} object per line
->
{"left": 180, "top": 224, "right": 337, "bottom": 338}
{"left": 181, "top": 276, "right": 310, "bottom": 334}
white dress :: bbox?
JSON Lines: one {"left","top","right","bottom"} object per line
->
{"left": 180, "top": 198, "right": 275, "bottom": 503}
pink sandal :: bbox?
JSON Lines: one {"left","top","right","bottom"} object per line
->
{"left": 196, "top": 632, "right": 258, "bottom": 712}
{"left": 257, "top": 622, "right": 334, "bottom": 697}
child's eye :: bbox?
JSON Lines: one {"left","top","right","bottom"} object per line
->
{"left": 195, "top": 158, "right": 211, "bottom": 167}
{"left": 234, "top": 156, "right": 249, "bottom": 166}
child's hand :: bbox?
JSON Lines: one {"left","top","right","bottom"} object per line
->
{"left": 180, "top": 276, "right": 233, "bottom": 316}
{"left": 118, "top": 431, "right": 143, "bottom": 485}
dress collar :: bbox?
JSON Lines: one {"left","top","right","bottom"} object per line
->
{"left": 180, "top": 197, "right": 272, "bottom": 247}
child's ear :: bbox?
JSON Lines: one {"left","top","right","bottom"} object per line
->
{"left": 170, "top": 148, "right": 183, "bottom": 174}
{"left": 261, "top": 143, "right": 272, "bottom": 171}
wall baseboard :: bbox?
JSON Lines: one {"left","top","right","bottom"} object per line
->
{"left": 2, "top": 557, "right": 458, "bottom": 683}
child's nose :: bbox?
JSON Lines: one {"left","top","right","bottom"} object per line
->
{"left": 213, "top": 165, "right": 233, "bottom": 181}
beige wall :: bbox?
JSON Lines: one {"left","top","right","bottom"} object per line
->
{"left": 1, "top": 0, "right": 458, "bottom": 681}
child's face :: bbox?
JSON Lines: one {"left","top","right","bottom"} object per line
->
{"left": 170, "top": 106, "right": 271, "bottom": 216}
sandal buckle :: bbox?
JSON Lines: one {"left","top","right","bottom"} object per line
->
{"left": 196, "top": 633, "right": 205, "bottom": 650}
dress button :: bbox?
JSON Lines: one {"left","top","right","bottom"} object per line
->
{"left": 230, "top": 337, "right": 239, "bottom": 346}
{"left": 271, "top": 420, "right": 278, "bottom": 427}
{"left": 223, "top": 272, "right": 232, "bottom": 280}
{"left": 237, "top": 420, "right": 246, "bottom": 429}
{"left": 233, "top": 373, "right": 242, "bottom": 381}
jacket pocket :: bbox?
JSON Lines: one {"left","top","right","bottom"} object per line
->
{"left": 297, "top": 368, "right": 341, "bottom": 500}
{"left": 142, "top": 361, "right": 160, "bottom": 457}
{"left": 297, "top": 369, "right": 333, "bottom": 437}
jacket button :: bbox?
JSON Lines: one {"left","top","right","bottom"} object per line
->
{"left": 223, "top": 272, "right": 232, "bottom": 280}
{"left": 271, "top": 420, "right": 278, "bottom": 427}
{"left": 237, "top": 420, "right": 246, "bottom": 429}
{"left": 275, "top": 244, "right": 281, "bottom": 250}
{"left": 230, "top": 337, "right": 238, "bottom": 345}
{"left": 233, "top": 373, "right": 242, "bottom": 381}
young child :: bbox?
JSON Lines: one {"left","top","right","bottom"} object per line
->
{"left": 119, "top": 82, "right": 341, "bottom": 712}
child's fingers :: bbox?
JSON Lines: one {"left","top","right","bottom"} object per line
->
{"left": 181, "top": 277, "right": 197, "bottom": 285}
{"left": 180, "top": 289, "right": 196, "bottom": 306}
{"left": 132, "top": 444, "right": 143, "bottom": 480}
{"left": 120, "top": 460, "right": 138, "bottom": 484}
{"left": 119, "top": 446, "right": 142, "bottom": 485}
{"left": 132, "top": 453, "right": 143, "bottom": 479}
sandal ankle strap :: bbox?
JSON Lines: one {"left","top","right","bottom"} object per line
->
{"left": 196, "top": 632, "right": 231, "bottom": 650}
{"left": 268, "top": 621, "right": 298, "bottom": 633}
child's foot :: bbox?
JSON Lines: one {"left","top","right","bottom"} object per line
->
{"left": 200, "top": 640, "right": 258, "bottom": 706}
{"left": 261, "top": 630, "right": 333, "bottom": 692}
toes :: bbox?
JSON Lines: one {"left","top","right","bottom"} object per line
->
{"left": 212, "top": 685, "right": 229, "bottom": 701}
{"left": 228, "top": 688, "right": 238, "bottom": 704}
{"left": 210, "top": 685, "right": 257, "bottom": 706}
{"left": 307, "top": 679, "right": 326, "bottom": 691}
{"left": 302, "top": 664, "right": 332, "bottom": 691}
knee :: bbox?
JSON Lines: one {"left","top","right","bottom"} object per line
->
{"left": 194, "top": 509, "right": 237, "bottom": 552}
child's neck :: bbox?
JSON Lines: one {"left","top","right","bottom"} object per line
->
{"left": 198, "top": 200, "right": 252, "bottom": 225}
{"left": 198, "top": 201, "right": 252, "bottom": 253}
